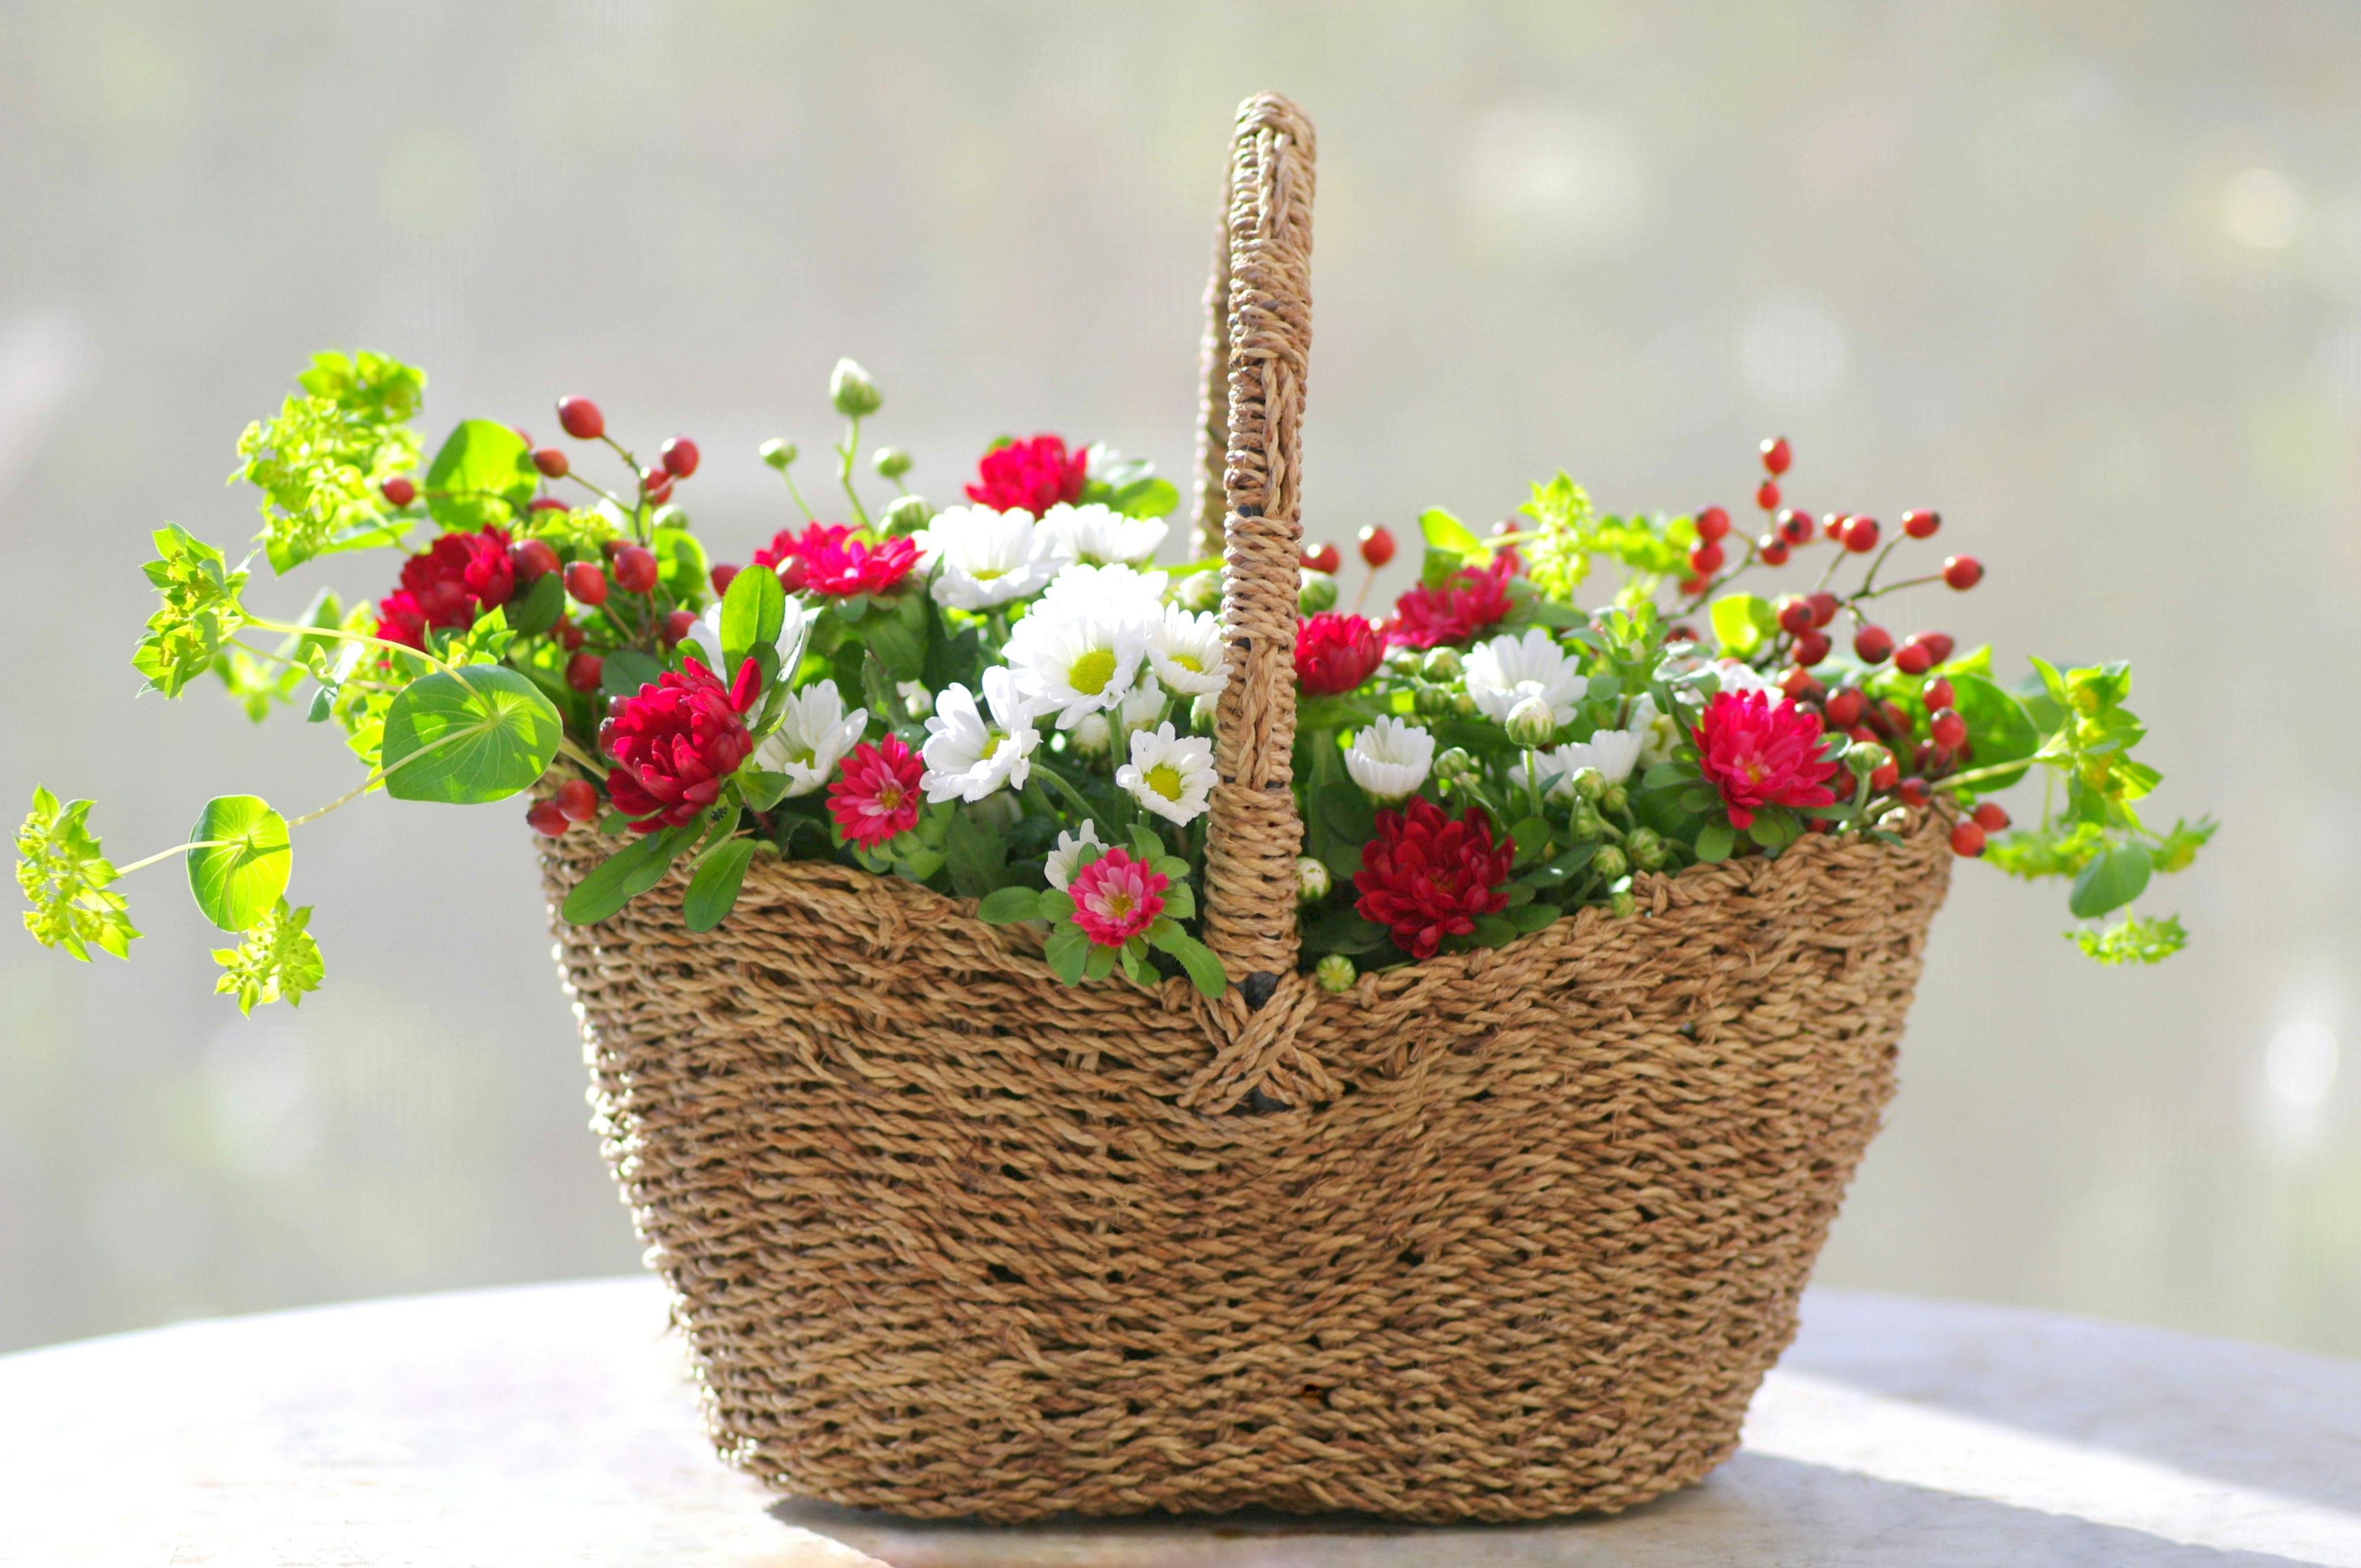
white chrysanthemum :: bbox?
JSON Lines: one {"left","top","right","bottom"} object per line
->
{"left": 753, "top": 679, "right": 869, "bottom": 797}
{"left": 1563, "top": 727, "right": 1643, "bottom": 784}
{"left": 1040, "top": 501, "right": 1168, "bottom": 567}
{"left": 1344, "top": 716, "right": 1434, "bottom": 803}
{"left": 1145, "top": 603, "right": 1228, "bottom": 698}
{"left": 1118, "top": 677, "right": 1168, "bottom": 736}
{"left": 1037, "top": 561, "right": 1169, "bottom": 617}
{"left": 920, "top": 666, "right": 1044, "bottom": 803}
{"left": 682, "top": 596, "right": 816, "bottom": 679}
{"left": 1707, "top": 660, "right": 1779, "bottom": 698}
{"left": 915, "top": 505, "right": 1070, "bottom": 610}
{"left": 1465, "top": 628, "right": 1589, "bottom": 730}
{"left": 1044, "top": 821, "right": 1105, "bottom": 891}
{"left": 1116, "top": 722, "right": 1217, "bottom": 825}
{"left": 1003, "top": 601, "right": 1149, "bottom": 728}
{"left": 1631, "top": 693, "right": 1681, "bottom": 767}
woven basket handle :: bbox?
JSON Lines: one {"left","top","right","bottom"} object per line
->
{"left": 1193, "top": 93, "right": 1315, "bottom": 1007}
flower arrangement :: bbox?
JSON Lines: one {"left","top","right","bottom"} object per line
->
{"left": 15, "top": 351, "right": 2212, "bottom": 1012}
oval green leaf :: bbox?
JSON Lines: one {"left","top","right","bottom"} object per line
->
{"left": 187, "top": 794, "right": 291, "bottom": 932}
{"left": 682, "top": 838, "right": 757, "bottom": 933}
{"left": 425, "top": 420, "right": 537, "bottom": 530}
{"left": 560, "top": 821, "right": 700, "bottom": 926}
{"left": 381, "top": 666, "right": 564, "bottom": 805}
{"left": 2070, "top": 841, "right": 2153, "bottom": 920}
{"left": 719, "top": 553, "right": 786, "bottom": 666}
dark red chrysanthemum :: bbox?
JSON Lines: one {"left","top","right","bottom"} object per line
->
{"left": 599, "top": 656, "right": 761, "bottom": 832}
{"left": 1692, "top": 689, "right": 1841, "bottom": 830}
{"left": 1295, "top": 612, "right": 1386, "bottom": 696}
{"left": 373, "top": 526, "right": 515, "bottom": 648}
{"left": 965, "top": 434, "right": 1089, "bottom": 516}
{"left": 1383, "top": 556, "right": 1516, "bottom": 650}
{"left": 828, "top": 735, "right": 924, "bottom": 848}
{"left": 753, "top": 522, "right": 918, "bottom": 597}
{"left": 1351, "top": 796, "right": 1516, "bottom": 961}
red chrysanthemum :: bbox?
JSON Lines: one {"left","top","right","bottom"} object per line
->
{"left": 754, "top": 522, "right": 917, "bottom": 597}
{"left": 1692, "top": 689, "right": 1841, "bottom": 830}
{"left": 827, "top": 735, "right": 923, "bottom": 848}
{"left": 1352, "top": 797, "right": 1516, "bottom": 961}
{"left": 599, "top": 656, "right": 761, "bottom": 832}
{"left": 1067, "top": 846, "right": 1168, "bottom": 947}
{"left": 372, "top": 526, "right": 515, "bottom": 648}
{"left": 1295, "top": 612, "right": 1386, "bottom": 696}
{"left": 965, "top": 434, "right": 1089, "bottom": 516}
{"left": 1383, "top": 556, "right": 1516, "bottom": 649}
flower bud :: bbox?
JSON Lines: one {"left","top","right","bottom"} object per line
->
{"left": 1178, "top": 570, "right": 1223, "bottom": 613}
{"left": 1414, "top": 684, "right": 1455, "bottom": 717}
{"left": 1315, "top": 953, "right": 1357, "bottom": 993}
{"left": 1845, "top": 741, "right": 1892, "bottom": 777}
{"left": 1452, "top": 691, "right": 1478, "bottom": 717}
{"left": 874, "top": 446, "right": 912, "bottom": 479}
{"left": 1296, "top": 856, "right": 1332, "bottom": 905}
{"left": 1072, "top": 712, "right": 1112, "bottom": 755}
{"left": 1568, "top": 766, "right": 1607, "bottom": 803}
{"left": 1434, "top": 746, "right": 1477, "bottom": 784}
{"left": 880, "top": 494, "right": 930, "bottom": 537}
{"left": 1608, "top": 889, "right": 1638, "bottom": 918}
{"left": 759, "top": 438, "right": 797, "bottom": 470}
{"left": 1569, "top": 806, "right": 1606, "bottom": 840}
{"left": 829, "top": 358, "right": 882, "bottom": 417}
{"left": 1385, "top": 644, "right": 1425, "bottom": 672}
{"left": 1599, "top": 782, "right": 1629, "bottom": 816}
{"left": 1506, "top": 696, "right": 1556, "bottom": 748}
{"left": 1421, "top": 646, "right": 1463, "bottom": 680}
{"left": 1592, "top": 845, "right": 1629, "bottom": 880}
{"left": 1298, "top": 570, "right": 1339, "bottom": 615}
{"left": 652, "top": 502, "right": 689, "bottom": 531}
{"left": 1626, "top": 826, "right": 1666, "bottom": 869}
{"left": 1190, "top": 692, "right": 1218, "bottom": 731}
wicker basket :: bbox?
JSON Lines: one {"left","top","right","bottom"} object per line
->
{"left": 542, "top": 92, "right": 1955, "bottom": 1524}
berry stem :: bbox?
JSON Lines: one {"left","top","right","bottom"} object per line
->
{"left": 837, "top": 416, "right": 872, "bottom": 529}
{"left": 243, "top": 618, "right": 462, "bottom": 679}
{"left": 1848, "top": 570, "right": 1946, "bottom": 603}
{"left": 1855, "top": 534, "right": 1907, "bottom": 597}
{"left": 561, "top": 471, "right": 631, "bottom": 513}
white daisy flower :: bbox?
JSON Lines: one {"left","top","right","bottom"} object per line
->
{"left": 1562, "top": 727, "right": 1643, "bottom": 784}
{"left": 1118, "top": 677, "right": 1169, "bottom": 737}
{"left": 1707, "top": 660, "right": 1779, "bottom": 698}
{"left": 1044, "top": 821, "right": 1105, "bottom": 892}
{"left": 753, "top": 679, "right": 869, "bottom": 797}
{"left": 1343, "top": 716, "right": 1434, "bottom": 803}
{"left": 1037, "top": 561, "right": 1169, "bottom": 618}
{"left": 1115, "top": 722, "right": 1217, "bottom": 826}
{"left": 920, "top": 666, "right": 1044, "bottom": 803}
{"left": 1145, "top": 603, "right": 1228, "bottom": 698}
{"left": 1040, "top": 501, "right": 1168, "bottom": 567}
{"left": 682, "top": 596, "right": 816, "bottom": 679}
{"left": 1465, "top": 628, "right": 1589, "bottom": 730}
{"left": 1003, "top": 600, "right": 1149, "bottom": 729}
{"left": 1630, "top": 693, "right": 1682, "bottom": 768}
{"left": 914, "top": 505, "right": 1070, "bottom": 610}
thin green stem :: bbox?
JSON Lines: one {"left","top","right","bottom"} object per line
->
{"left": 837, "top": 416, "right": 871, "bottom": 528}
{"left": 778, "top": 467, "right": 820, "bottom": 524}
{"left": 115, "top": 840, "right": 232, "bottom": 877}
{"left": 1856, "top": 535, "right": 1906, "bottom": 597}
{"left": 245, "top": 618, "right": 456, "bottom": 677}
{"left": 286, "top": 775, "right": 378, "bottom": 829}
{"left": 562, "top": 471, "right": 630, "bottom": 512}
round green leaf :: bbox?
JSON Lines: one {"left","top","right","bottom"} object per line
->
{"left": 186, "top": 795, "right": 291, "bottom": 932}
{"left": 381, "top": 666, "right": 564, "bottom": 805}
{"left": 424, "top": 420, "right": 537, "bottom": 530}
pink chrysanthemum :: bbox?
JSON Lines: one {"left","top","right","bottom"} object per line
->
{"left": 827, "top": 735, "right": 923, "bottom": 848}
{"left": 1382, "top": 556, "right": 1516, "bottom": 649}
{"left": 754, "top": 522, "right": 918, "bottom": 598}
{"left": 1692, "top": 689, "right": 1840, "bottom": 830}
{"left": 1067, "top": 847, "right": 1168, "bottom": 948}
{"left": 965, "top": 434, "right": 1089, "bottom": 517}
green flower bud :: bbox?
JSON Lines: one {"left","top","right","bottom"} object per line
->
{"left": 1315, "top": 952, "right": 1358, "bottom": 993}
{"left": 1414, "top": 683, "right": 1455, "bottom": 717}
{"left": 1568, "top": 765, "right": 1607, "bottom": 803}
{"left": 874, "top": 446, "right": 912, "bottom": 479}
{"left": 1296, "top": 856, "right": 1332, "bottom": 905}
{"left": 1385, "top": 644, "right": 1426, "bottom": 673}
{"left": 829, "top": 358, "right": 882, "bottom": 417}
{"left": 1626, "top": 826, "right": 1666, "bottom": 869}
{"left": 760, "top": 438, "right": 798, "bottom": 471}
{"left": 1190, "top": 692, "right": 1219, "bottom": 731}
{"left": 1178, "top": 570, "right": 1224, "bottom": 613}
{"left": 1599, "top": 782, "right": 1629, "bottom": 816}
{"left": 1845, "top": 741, "right": 1892, "bottom": 777}
{"left": 1298, "top": 570, "right": 1339, "bottom": 615}
{"left": 1569, "top": 806, "right": 1606, "bottom": 840}
{"left": 1452, "top": 691, "right": 1478, "bottom": 717}
{"left": 1506, "top": 696, "right": 1556, "bottom": 749}
{"left": 880, "top": 494, "right": 930, "bottom": 537}
{"left": 1421, "top": 646, "right": 1463, "bottom": 680}
{"left": 1592, "top": 845, "right": 1629, "bottom": 880}
{"left": 1608, "top": 888, "right": 1638, "bottom": 918}
{"left": 1434, "top": 746, "right": 1477, "bottom": 784}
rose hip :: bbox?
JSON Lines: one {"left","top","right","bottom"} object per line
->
{"left": 1918, "top": 632, "right": 1956, "bottom": 664}
{"left": 1826, "top": 688, "right": 1865, "bottom": 727}
{"left": 1358, "top": 525, "right": 1396, "bottom": 568}
{"left": 1854, "top": 624, "right": 1895, "bottom": 664}
{"left": 1923, "top": 676, "right": 1955, "bottom": 711}
{"left": 613, "top": 545, "right": 660, "bottom": 594}
{"left": 1950, "top": 820, "right": 1987, "bottom": 857}
{"left": 710, "top": 563, "right": 740, "bottom": 596}
{"left": 512, "top": 538, "right": 561, "bottom": 583}
{"left": 641, "top": 468, "right": 674, "bottom": 504}
{"left": 555, "top": 778, "right": 600, "bottom": 823}
{"left": 1870, "top": 761, "right": 1900, "bottom": 792}
{"left": 1780, "top": 668, "right": 1824, "bottom": 702}
{"left": 1903, "top": 508, "right": 1940, "bottom": 539}
{"left": 660, "top": 436, "right": 700, "bottom": 478}
{"left": 1840, "top": 516, "right": 1879, "bottom": 553}
{"left": 532, "top": 447, "right": 569, "bottom": 479}
{"left": 1972, "top": 801, "right": 2011, "bottom": 832}
{"left": 1899, "top": 776, "right": 1931, "bottom": 806}
{"left": 564, "top": 652, "right": 604, "bottom": 692}
{"left": 1761, "top": 435, "right": 1792, "bottom": 476}
{"left": 1302, "top": 542, "right": 1342, "bottom": 574}
{"left": 1807, "top": 591, "right": 1839, "bottom": 627}
{"left": 1793, "top": 630, "right": 1832, "bottom": 666}
{"left": 1695, "top": 505, "right": 1731, "bottom": 543}
{"left": 565, "top": 562, "right": 610, "bottom": 606}
{"left": 556, "top": 396, "right": 604, "bottom": 440}
{"left": 1929, "top": 708, "right": 1968, "bottom": 749}
{"left": 1688, "top": 541, "right": 1726, "bottom": 576}
{"left": 1678, "top": 575, "right": 1707, "bottom": 597}
{"left": 556, "top": 617, "right": 585, "bottom": 650}
{"left": 1894, "top": 641, "right": 1934, "bottom": 676}
{"left": 1757, "top": 479, "right": 1781, "bottom": 511}
{"left": 1777, "top": 597, "right": 1816, "bottom": 635}
{"left": 528, "top": 799, "right": 572, "bottom": 837}
{"left": 528, "top": 496, "right": 568, "bottom": 513}
{"left": 1822, "top": 512, "right": 1846, "bottom": 540}
{"left": 662, "top": 609, "right": 699, "bottom": 646}
{"left": 380, "top": 476, "right": 416, "bottom": 507}
{"left": 1778, "top": 508, "right": 1814, "bottom": 545}
{"left": 1944, "top": 554, "right": 1983, "bottom": 589}
{"left": 1758, "top": 534, "right": 1790, "bottom": 565}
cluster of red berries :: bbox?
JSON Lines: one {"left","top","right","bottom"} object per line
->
{"left": 526, "top": 776, "right": 601, "bottom": 837}
{"left": 1299, "top": 524, "right": 1398, "bottom": 577}
{"left": 1773, "top": 667, "right": 2011, "bottom": 859}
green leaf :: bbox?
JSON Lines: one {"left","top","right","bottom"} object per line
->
{"left": 1709, "top": 593, "right": 1778, "bottom": 659}
{"left": 600, "top": 648, "right": 663, "bottom": 703}
{"left": 977, "top": 886, "right": 1043, "bottom": 923}
{"left": 738, "top": 768, "right": 791, "bottom": 811}
{"left": 1044, "top": 923, "right": 1090, "bottom": 983}
{"left": 1128, "top": 822, "right": 1167, "bottom": 863}
{"left": 863, "top": 593, "right": 930, "bottom": 679}
{"left": 1472, "top": 915, "right": 1519, "bottom": 948}
{"left": 1746, "top": 809, "right": 1799, "bottom": 850}
{"left": 1083, "top": 941, "right": 1120, "bottom": 980}
{"left": 185, "top": 795, "right": 292, "bottom": 933}
{"left": 1508, "top": 816, "right": 1551, "bottom": 867}
{"left": 1037, "top": 888, "right": 1077, "bottom": 921}
{"left": 1110, "top": 475, "right": 1180, "bottom": 519}
{"left": 2067, "top": 912, "right": 2188, "bottom": 966}
{"left": 651, "top": 526, "right": 711, "bottom": 606}
{"left": 1695, "top": 822, "right": 1736, "bottom": 863}
{"left": 1947, "top": 673, "right": 2040, "bottom": 790}
{"left": 15, "top": 787, "right": 138, "bottom": 961}
{"left": 1302, "top": 908, "right": 1391, "bottom": 955}
{"left": 424, "top": 419, "right": 536, "bottom": 531}
{"left": 1419, "top": 507, "right": 1492, "bottom": 566}
{"left": 1509, "top": 903, "right": 1561, "bottom": 934}
{"left": 381, "top": 666, "right": 564, "bottom": 805}
{"left": 945, "top": 810, "right": 1010, "bottom": 898}
{"left": 134, "top": 525, "right": 251, "bottom": 698}
{"left": 505, "top": 569, "right": 566, "bottom": 638}
{"left": 682, "top": 838, "right": 758, "bottom": 932}
{"left": 210, "top": 898, "right": 325, "bottom": 1012}
{"left": 1147, "top": 924, "right": 1229, "bottom": 998}
{"left": 561, "top": 821, "right": 700, "bottom": 924}
{"left": 2069, "top": 842, "right": 2153, "bottom": 919}
{"left": 721, "top": 557, "right": 787, "bottom": 667}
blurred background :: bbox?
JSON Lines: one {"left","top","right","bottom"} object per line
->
{"left": 1, "top": 0, "right": 2355, "bottom": 1361}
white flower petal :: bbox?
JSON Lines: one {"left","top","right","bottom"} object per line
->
{"left": 1344, "top": 716, "right": 1434, "bottom": 803}
{"left": 1115, "top": 721, "right": 1216, "bottom": 826}
{"left": 754, "top": 679, "right": 869, "bottom": 797}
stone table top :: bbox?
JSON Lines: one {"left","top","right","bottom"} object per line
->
{"left": 4, "top": 1276, "right": 2357, "bottom": 1566}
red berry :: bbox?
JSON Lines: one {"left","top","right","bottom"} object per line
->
{"left": 556, "top": 396, "right": 604, "bottom": 441}
{"left": 1842, "top": 515, "right": 1881, "bottom": 553}
{"left": 557, "top": 618, "right": 585, "bottom": 651}
{"left": 1950, "top": 820, "right": 1987, "bottom": 857}
{"left": 641, "top": 468, "right": 674, "bottom": 504}
{"left": 1822, "top": 512, "right": 1846, "bottom": 540}
{"left": 1792, "top": 630, "right": 1832, "bottom": 667}
{"left": 710, "top": 562, "right": 740, "bottom": 596}
{"left": 1903, "top": 508, "right": 1940, "bottom": 539}
{"left": 614, "top": 545, "right": 660, "bottom": 594}
{"left": 1776, "top": 596, "right": 1816, "bottom": 636}
{"left": 565, "top": 562, "right": 610, "bottom": 606}
{"left": 1972, "top": 801, "right": 2011, "bottom": 833}
{"left": 1358, "top": 525, "right": 1396, "bottom": 568}
{"left": 528, "top": 799, "right": 572, "bottom": 837}
{"left": 1923, "top": 677, "right": 1956, "bottom": 711}
{"left": 512, "top": 538, "right": 561, "bottom": 583}
{"left": 1677, "top": 575, "right": 1707, "bottom": 597}
{"left": 1760, "top": 435, "right": 1792, "bottom": 476}
{"left": 1302, "top": 542, "right": 1342, "bottom": 575}
{"left": 1893, "top": 641, "right": 1934, "bottom": 676}
{"left": 1780, "top": 668, "right": 1824, "bottom": 702}
{"left": 660, "top": 436, "right": 700, "bottom": 478}
{"left": 1881, "top": 699, "right": 1913, "bottom": 736}
{"left": 662, "top": 607, "right": 698, "bottom": 646}
{"left": 528, "top": 496, "right": 568, "bottom": 513}
{"left": 1756, "top": 479, "right": 1781, "bottom": 511}
{"left": 555, "top": 778, "right": 600, "bottom": 823}
{"left": 1806, "top": 591, "right": 1839, "bottom": 627}
{"left": 1667, "top": 623, "right": 1699, "bottom": 642}
{"left": 1929, "top": 707, "right": 1968, "bottom": 750}
{"left": 1917, "top": 741, "right": 1955, "bottom": 774}
{"left": 564, "top": 652, "right": 604, "bottom": 692}
{"left": 532, "top": 447, "right": 569, "bottom": 479}
{"left": 1854, "top": 624, "right": 1895, "bottom": 664}
{"left": 1777, "top": 508, "right": 1814, "bottom": 545}
{"left": 1849, "top": 724, "right": 1879, "bottom": 746}
{"left": 1688, "top": 541, "right": 1726, "bottom": 576}
{"left": 1826, "top": 688, "right": 1865, "bottom": 727}
{"left": 380, "top": 475, "right": 416, "bottom": 508}
{"left": 1695, "top": 506, "right": 1731, "bottom": 543}
{"left": 1757, "top": 534, "right": 1790, "bottom": 566}
{"left": 514, "top": 428, "right": 534, "bottom": 447}
{"left": 1870, "top": 762, "right": 1900, "bottom": 792}
{"left": 1806, "top": 816, "right": 1834, "bottom": 834}
{"left": 1944, "top": 554, "right": 1983, "bottom": 590}
{"left": 1899, "top": 776, "right": 1932, "bottom": 807}
{"left": 1918, "top": 632, "right": 1956, "bottom": 664}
